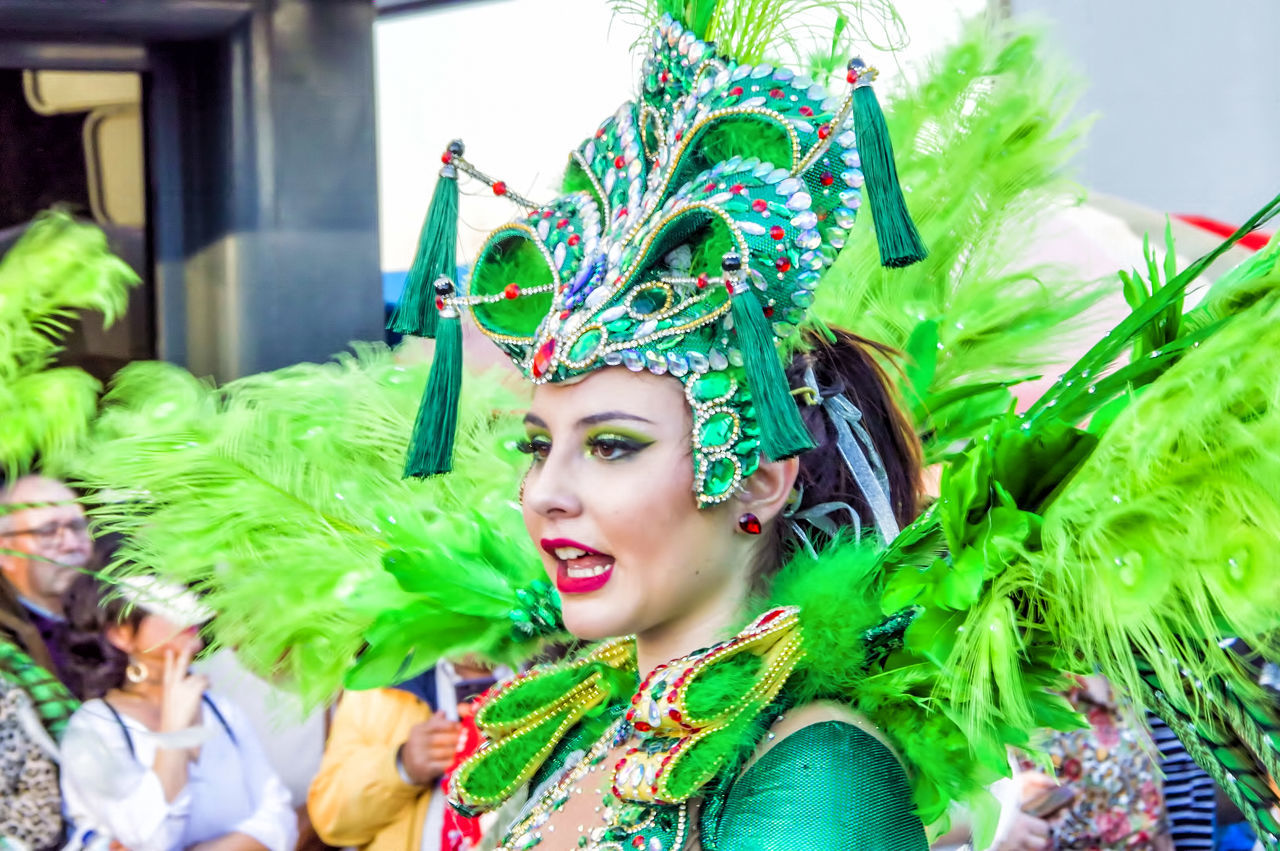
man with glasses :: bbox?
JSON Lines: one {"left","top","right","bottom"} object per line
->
{"left": 0, "top": 474, "right": 93, "bottom": 691}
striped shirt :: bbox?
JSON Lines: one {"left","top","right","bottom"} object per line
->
{"left": 1149, "top": 713, "right": 1217, "bottom": 851}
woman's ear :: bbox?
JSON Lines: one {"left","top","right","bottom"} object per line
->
{"left": 104, "top": 623, "right": 134, "bottom": 656}
{"left": 737, "top": 456, "right": 800, "bottom": 524}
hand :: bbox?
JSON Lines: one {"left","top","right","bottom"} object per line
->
{"left": 159, "top": 646, "right": 209, "bottom": 735}
{"left": 995, "top": 812, "right": 1052, "bottom": 851}
{"left": 399, "top": 710, "right": 462, "bottom": 786}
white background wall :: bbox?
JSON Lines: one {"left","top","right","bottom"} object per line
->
{"left": 1012, "top": 0, "right": 1280, "bottom": 224}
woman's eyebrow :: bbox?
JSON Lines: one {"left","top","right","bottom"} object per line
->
{"left": 578, "top": 412, "right": 654, "bottom": 427}
{"left": 523, "top": 413, "right": 549, "bottom": 428}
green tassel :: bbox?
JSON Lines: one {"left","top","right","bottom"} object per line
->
{"left": 388, "top": 144, "right": 462, "bottom": 338}
{"left": 404, "top": 278, "right": 463, "bottom": 477}
{"left": 849, "top": 60, "right": 927, "bottom": 268}
{"left": 724, "top": 254, "right": 814, "bottom": 460}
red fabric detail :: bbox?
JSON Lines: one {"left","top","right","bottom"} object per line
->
{"left": 441, "top": 708, "right": 485, "bottom": 851}
{"left": 1175, "top": 213, "right": 1271, "bottom": 251}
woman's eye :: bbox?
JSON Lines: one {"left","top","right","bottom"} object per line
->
{"left": 516, "top": 437, "right": 552, "bottom": 462}
{"left": 586, "top": 435, "right": 647, "bottom": 461}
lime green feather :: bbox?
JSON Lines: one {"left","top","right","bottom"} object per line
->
{"left": 816, "top": 24, "right": 1103, "bottom": 462}
{"left": 74, "top": 346, "right": 544, "bottom": 706}
{"left": 0, "top": 211, "right": 137, "bottom": 479}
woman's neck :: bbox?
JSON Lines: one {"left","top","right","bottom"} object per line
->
{"left": 634, "top": 593, "right": 746, "bottom": 678}
{"left": 112, "top": 679, "right": 165, "bottom": 708}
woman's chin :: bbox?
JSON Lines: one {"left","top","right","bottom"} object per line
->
{"left": 560, "top": 597, "right": 638, "bottom": 642}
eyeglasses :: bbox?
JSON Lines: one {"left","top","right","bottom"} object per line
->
{"left": 0, "top": 517, "right": 90, "bottom": 543}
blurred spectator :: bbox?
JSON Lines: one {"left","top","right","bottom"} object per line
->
{"left": 59, "top": 573, "right": 297, "bottom": 851}
{"left": 308, "top": 659, "right": 508, "bottom": 851}
{"left": 1015, "top": 676, "right": 1172, "bottom": 851}
{"left": 0, "top": 644, "right": 73, "bottom": 851}
{"left": 0, "top": 474, "right": 92, "bottom": 692}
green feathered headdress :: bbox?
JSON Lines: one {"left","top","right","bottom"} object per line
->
{"left": 397, "top": 4, "right": 929, "bottom": 509}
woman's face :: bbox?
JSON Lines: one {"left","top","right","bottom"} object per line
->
{"left": 521, "top": 368, "right": 754, "bottom": 652}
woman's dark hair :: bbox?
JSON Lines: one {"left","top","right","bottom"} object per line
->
{"left": 64, "top": 572, "right": 144, "bottom": 699}
{"left": 754, "top": 326, "right": 923, "bottom": 587}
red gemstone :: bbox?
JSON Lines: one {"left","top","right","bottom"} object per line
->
{"left": 729, "top": 183, "right": 745, "bottom": 194}
{"left": 503, "top": 283, "right": 520, "bottom": 299}
{"left": 704, "top": 181, "right": 718, "bottom": 193}
{"left": 556, "top": 218, "right": 569, "bottom": 229}
{"left": 531, "top": 339, "right": 555, "bottom": 378}
{"left": 596, "top": 128, "right": 606, "bottom": 138}
{"left": 847, "top": 68, "right": 860, "bottom": 85}
{"left": 615, "top": 206, "right": 628, "bottom": 219}
{"left": 659, "top": 70, "right": 670, "bottom": 84}
{"left": 752, "top": 199, "right": 768, "bottom": 213}
{"left": 729, "top": 86, "right": 743, "bottom": 96}
{"left": 818, "top": 124, "right": 831, "bottom": 140}
{"left": 614, "top": 154, "right": 626, "bottom": 169}
{"left": 668, "top": 707, "right": 682, "bottom": 721}
{"left": 567, "top": 233, "right": 581, "bottom": 246}
{"left": 799, "top": 105, "right": 814, "bottom": 117}
{"left": 696, "top": 273, "right": 709, "bottom": 289}
{"left": 559, "top": 310, "right": 570, "bottom": 319}
{"left": 770, "top": 225, "right": 785, "bottom": 240}
{"left": 441, "top": 151, "right": 453, "bottom": 164}
{"left": 820, "top": 172, "right": 835, "bottom": 186}
{"left": 492, "top": 181, "right": 507, "bottom": 196}
{"left": 633, "top": 721, "right": 652, "bottom": 733}
{"left": 724, "top": 280, "right": 734, "bottom": 295}
{"left": 769, "top": 87, "right": 784, "bottom": 99}
{"left": 775, "top": 257, "right": 792, "bottom": 273}
{"left": 542, "top": 210, "right": 554, "bottom": 218}
{"left": 675, "top": 130, "right": 683, "bottom": 141}
{"left": 632, "top": 837, "right": 645, "bottom": 849}
{"left": 435, "top": 296, "right": 444, "bottom": 310}
{"left": 763, "top": 306, "right": 775, "bottom": 318}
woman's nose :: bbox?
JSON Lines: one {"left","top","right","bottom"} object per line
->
{"left": 522, "top": 448, "right": 583, "bottom": 518}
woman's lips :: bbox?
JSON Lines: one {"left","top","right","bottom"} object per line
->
{"left": 541, "top": 537, "right": 615, "bottom": 594}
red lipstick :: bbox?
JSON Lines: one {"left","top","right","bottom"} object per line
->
{"left": 541, "top": 537, "right": 615, "bottom": 594}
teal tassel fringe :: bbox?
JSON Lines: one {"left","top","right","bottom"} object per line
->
{"left": 852, "top": 84, "right": 928, "bottom": 268}
{"left": 404, "top": 310, "right": 463, "bottom": 476}
{"left": 730, "top": 286, "right": 815, "bottom": 460}
{"left": 388, "top": 168, "right": 459, "bottom": 338}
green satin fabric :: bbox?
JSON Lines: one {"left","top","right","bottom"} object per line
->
{"left": 700, "top": 720, "right": 930, "bottom": 851}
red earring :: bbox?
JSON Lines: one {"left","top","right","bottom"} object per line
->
{"left": 737, "top": 513, "right": 762, "bottom": 535}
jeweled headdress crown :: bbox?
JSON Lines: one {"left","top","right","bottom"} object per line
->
{"left": 395, "top": 13, "right": 924, "bottom": 510}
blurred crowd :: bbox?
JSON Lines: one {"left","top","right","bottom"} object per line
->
{"left": 0, "top": 472, "right": 1271, "bottom": 851}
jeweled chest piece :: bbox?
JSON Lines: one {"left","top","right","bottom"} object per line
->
{"left": 497, "top": 719, "right": 690, "bottom": 851}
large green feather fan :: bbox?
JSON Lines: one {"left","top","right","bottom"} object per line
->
{"left": 76, "top": 347, "right": 548, "bottom": 706}
{"left": 871, "top": 200, "right": 1280, "bottom": 844}
{"left": 818, "top": 21, "right": 1104, "bottom": 463}
{"left": 0, "top": 211, "right": 137, "bottom": 480}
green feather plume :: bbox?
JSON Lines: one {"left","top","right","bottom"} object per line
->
{"left": 816, "top": 23, "right": 1103, "bottom": 462}
{"left": 75, "top": 346, "right": 548, "bottom": 706}
{"left": 0, "top": 211, "right": 137, "bottom": 479}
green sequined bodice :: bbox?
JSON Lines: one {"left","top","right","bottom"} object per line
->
{"left": 505, "top": 715, "right": 929, "bottom": 851}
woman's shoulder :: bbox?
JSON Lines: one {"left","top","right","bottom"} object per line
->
{"left": 746, "top": 700, "right": 902, "bottom": 774}
{"left": 702, "top": 701, "right": 928, "bottom": 850}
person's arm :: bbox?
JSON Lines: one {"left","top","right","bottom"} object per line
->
{"left": 59, "top": 703, "right": 193, "bottom": 851}
{"left": 704, "top": 718, "right": 931, "bottom": 851}
{"left": 306, "top": 689, "right": 429, "bottom": 847}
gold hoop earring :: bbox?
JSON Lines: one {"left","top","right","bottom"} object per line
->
{"left": 125, "top": 661, "right": 149, "bottom": 684}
